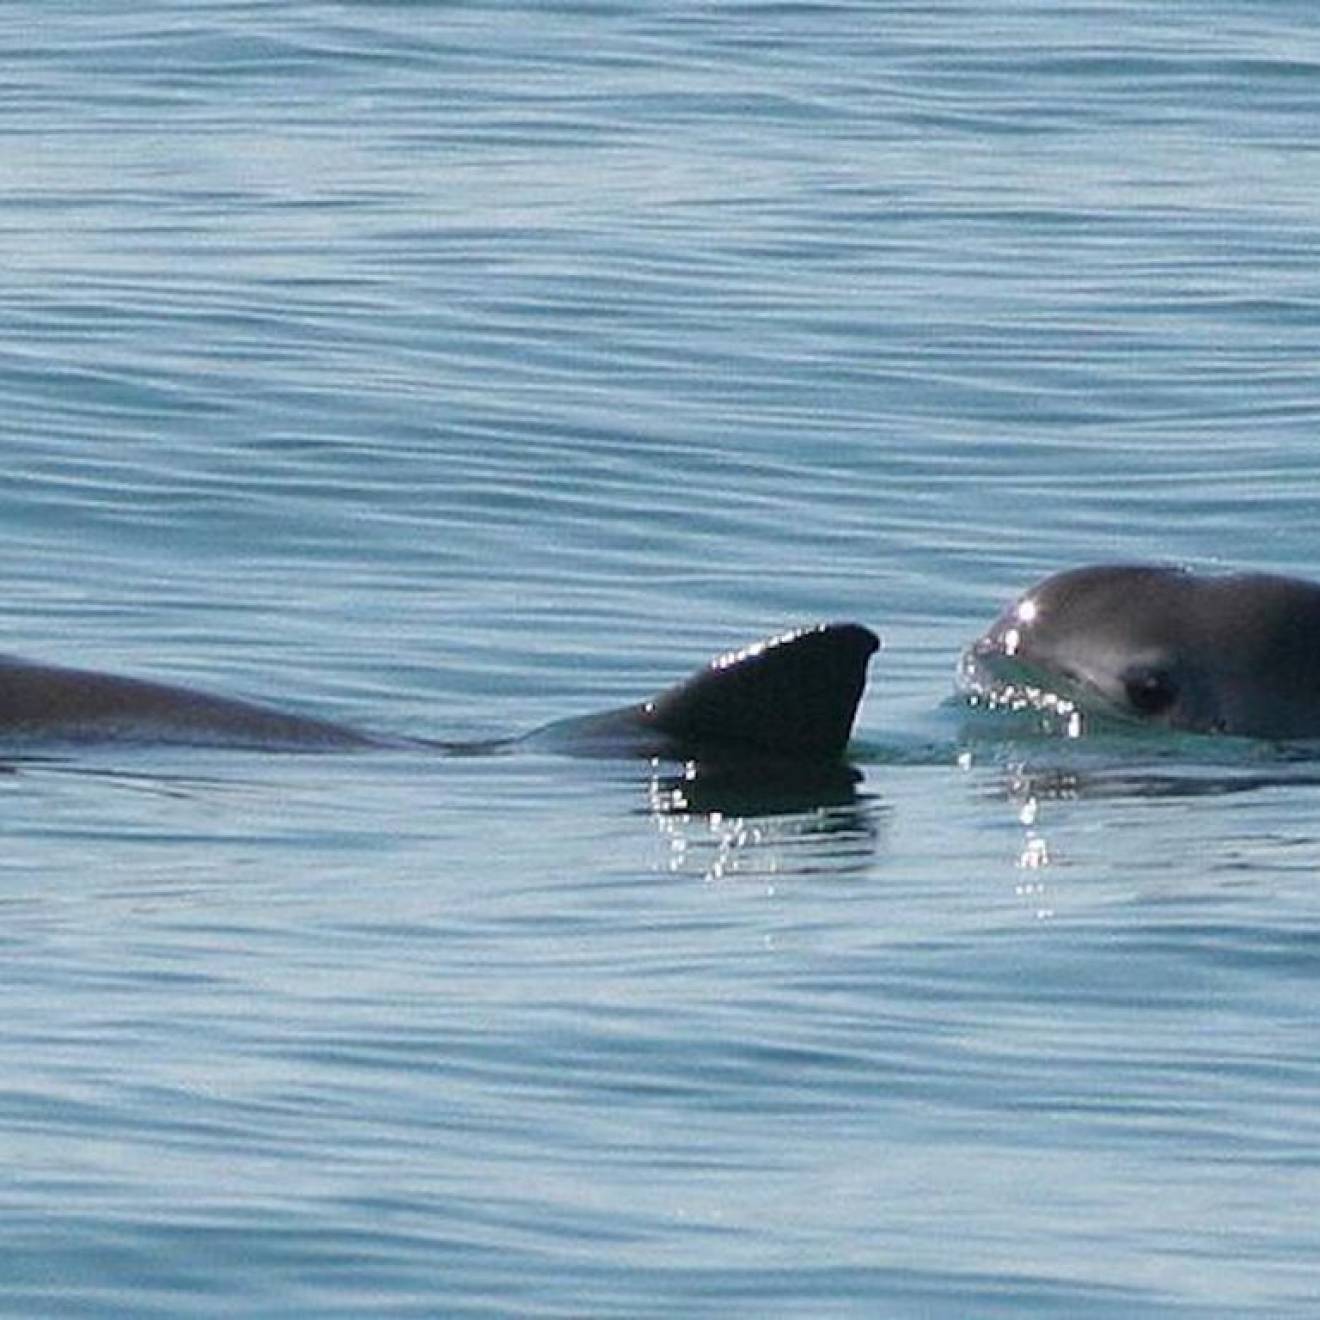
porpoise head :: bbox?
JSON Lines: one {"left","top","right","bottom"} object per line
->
{"left": 962, "top": 564, "right": 1320, "bottom": 741}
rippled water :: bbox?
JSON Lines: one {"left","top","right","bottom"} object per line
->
{"left": 6, "top": 2, "right": 1320, "bottom": 1315}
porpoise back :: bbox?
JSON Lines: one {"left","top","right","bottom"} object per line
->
{"left": 0, "top": 622, "right": 880, "bottom": 760}
{"left": 0, "top": 654, "right": 375, "bottom": 749}
{"left": 531, "top": 623, "right": 879, "bottom": 760}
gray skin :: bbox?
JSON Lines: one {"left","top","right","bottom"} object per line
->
{"left": 964, "top": 565, "right": 1320, "bottom": 740}
{"left": 0, "top": 623, "right": 879, "bottom": 760}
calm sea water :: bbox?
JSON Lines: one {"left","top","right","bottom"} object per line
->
{"left": 5, "top": 1, "right": 1320, "bottom": 1315}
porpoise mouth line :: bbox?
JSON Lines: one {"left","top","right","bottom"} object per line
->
{"left": 959, "top": 641, "right": 1138, "bottom": 735}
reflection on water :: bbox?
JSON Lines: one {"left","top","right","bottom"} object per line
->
{"left": 943, "top": 722, "right": 1320, "bottom": 921}
{"left": 1003, "top": 763, "right": 1320, "bottom": 804}
{"left": 646, "top": 759, "right": 883, "bottom": 882}
{"left": 646, "top": 756, "right": 865, "bottom": 817}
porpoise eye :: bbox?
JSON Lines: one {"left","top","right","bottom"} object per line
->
{"left": 1123, "top": 666, "right": 1177, "bottom": 717}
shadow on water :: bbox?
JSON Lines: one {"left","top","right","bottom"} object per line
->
{"left": 0, "top": 746, "right": 891, "bottom": 886}
{"left": 0, "top": 742, "right": 884, "bottom": 820}
{"left": 948, "top": 698, "right": 1320, "bottom": 803}
{"left": 645, "top": 756, "right": 866, "bottom": 817}
{"left": 842, "top": 690, "right": 1320, "bottom": 807}
{"left": 988, "top": 753, "right": 1320, "bottom": 806}
{"left": 643, "top": 759, "right": 886, "bottom": 881}
{"left": 0, "top": 752, "right": 241, "bottom": 799}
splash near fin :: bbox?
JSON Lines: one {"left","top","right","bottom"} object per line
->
{"left": 642, "top": 623, "right": 879, "bottom": 759}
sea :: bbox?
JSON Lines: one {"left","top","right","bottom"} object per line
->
{"left": 4, "top": 2, "right": 1320, "bottom": 1315}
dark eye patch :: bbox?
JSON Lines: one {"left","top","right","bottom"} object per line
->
{"left": 1122, "top": 665, "right": 1178, "bottom": 717}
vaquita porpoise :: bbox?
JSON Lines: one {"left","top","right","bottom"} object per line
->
{"left": 963, "top": 564, "right": 1320, "bottom": 740}
{"left": 0, "top": 623, "right": 879, "bottom": 760}
{"left": 11, "top": 563, "right": 1320, "bottom": 760}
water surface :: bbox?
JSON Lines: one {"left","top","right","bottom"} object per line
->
{"left": 5, "top": 2, "right": 1320, "bottom": 1315}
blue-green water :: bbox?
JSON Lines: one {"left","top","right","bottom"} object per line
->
{"left": 5, "top": 2, "right": 1320, "bottom": 1314}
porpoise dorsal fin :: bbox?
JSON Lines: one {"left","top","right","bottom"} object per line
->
{"left": 640, "top": 622, "right": 880, "bottom": 759}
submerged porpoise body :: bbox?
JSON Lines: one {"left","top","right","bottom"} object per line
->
{"left": 0, "top": 623, "right": 879, "bottom": 761}
{"left": 965, "top": 564, "right": 1320, "bottom": 740}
